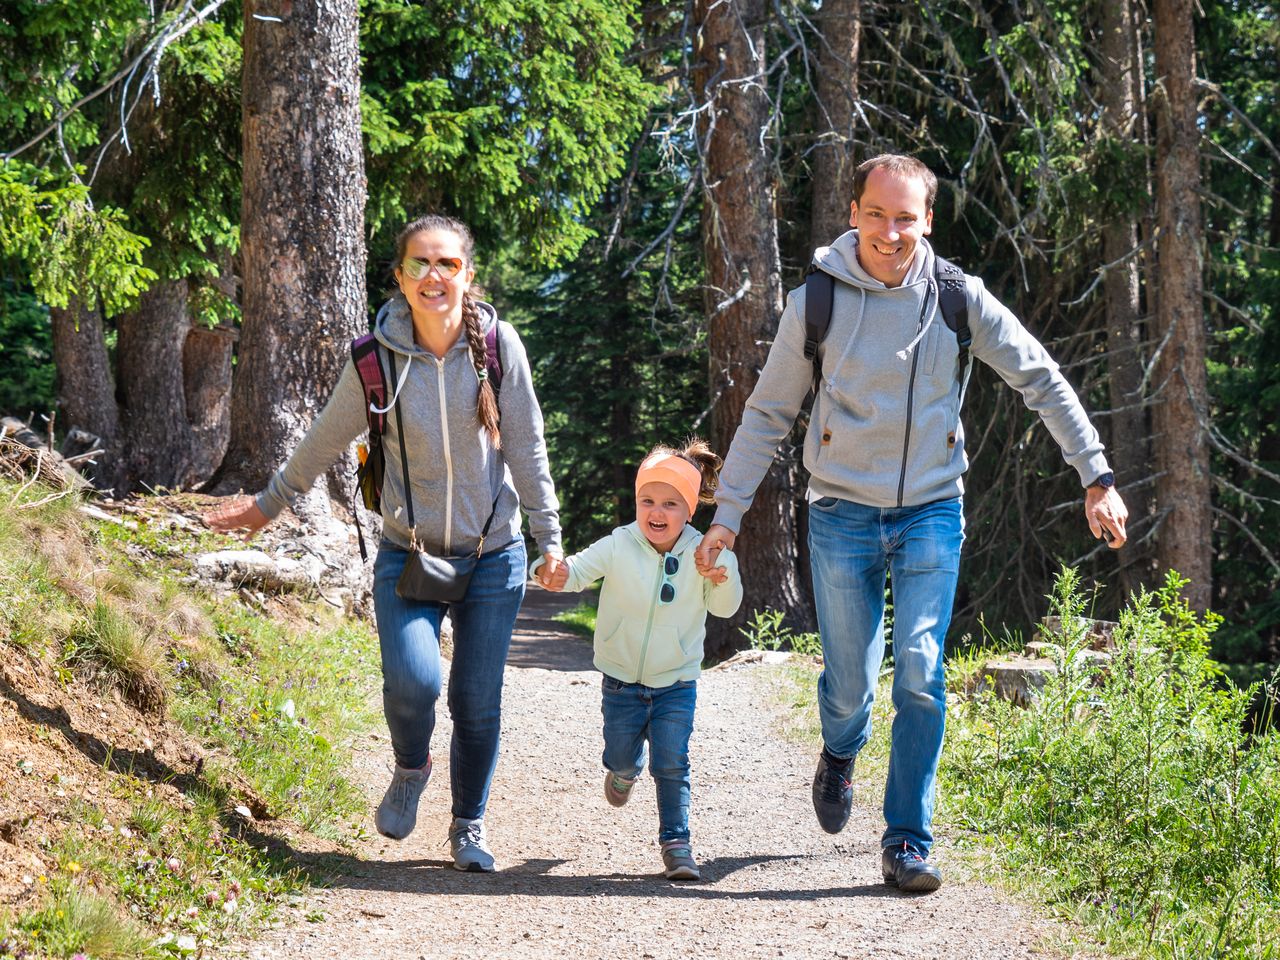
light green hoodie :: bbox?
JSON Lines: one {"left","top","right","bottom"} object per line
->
{"left": 532, "top": 523, "right": 743, "bottom": 688}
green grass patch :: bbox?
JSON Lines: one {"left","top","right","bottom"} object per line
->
{"left": 553, "top": 596, "right": 599, "bottom": 636}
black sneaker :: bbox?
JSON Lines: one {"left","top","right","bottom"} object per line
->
{"left": 811, "top": 749, "right": 853, "bottom": 834}
{"left": 881, "top": 841, "right": 943, "bottom": 893}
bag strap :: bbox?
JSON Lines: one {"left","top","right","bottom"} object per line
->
{"left": 388, "top": 350, "right": 501, "bottom": 558}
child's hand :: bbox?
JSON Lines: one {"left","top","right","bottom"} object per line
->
{"left": 696, "top": 524, "right": 736, "bottom": 583}
{"left": 538, "top": 552, "right": 569, "bottom": 591}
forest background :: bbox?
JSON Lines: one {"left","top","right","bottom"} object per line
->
{"left": 1, "top": 0, "right": 1276, "bottom": 687}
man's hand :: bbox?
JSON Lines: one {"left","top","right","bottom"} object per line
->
{"left": 538, "top": 551, "right": 568, "bottom": 590}
{"left": 695, "top": 524, "right": 737, "bottom": 585}
{"left": 203, "top": 495, "right": 272, "bottom": 542}
{"left": 1085, "top": 485, "right": 1128, "bottom": 549}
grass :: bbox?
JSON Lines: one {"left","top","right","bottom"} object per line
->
{"left": 760, "top": 567, "right": 1280, "bottom": 960}
{"left": 553, "top": 595, "right": 599, "bottom": 636}
{"left": 0, "top": 479, "right": 383, "bottom": 958}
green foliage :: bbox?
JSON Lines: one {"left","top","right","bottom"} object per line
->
{"left": 0, "top": 280, "right": 55, "bottom": 415}
{"left": 942, "top": 570, "right": 1279, "bottom": 959}
{"left": 360, "top": 0, "right": 656, "bottom": 269}
{"left": 740, "top": 608, "right": 823, "bottom": 658}
{"left": 552, "top": 597, "right": 598, "bottom": 636}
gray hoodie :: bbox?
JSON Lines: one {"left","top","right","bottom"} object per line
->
{"left": 712, "top": 231, "right": 1111, "bottom": 532}
{"left": 257, "top": 295, "right": 561, "bottom": 557}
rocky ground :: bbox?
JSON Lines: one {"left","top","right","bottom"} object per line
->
{"left": 225, "top": 587, "right": 1084, "bottom": 960}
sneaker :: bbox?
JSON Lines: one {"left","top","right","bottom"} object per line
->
{"left": 811, "top": 749, "right": 853, "bottom": 834}
{"left": 881, "top": 841, "right": 943, "bottom": 893}
{"left": 604, "top": 771, "right": 637, "bottom": 807}
{"left": 374, "top": 756, "right": 432, "bottom": 840}
{"left": 449, "top": 817, "right": 496, "bottom": 873}
{"left": 660, "top": 840, "right": 700, "bottom": 881}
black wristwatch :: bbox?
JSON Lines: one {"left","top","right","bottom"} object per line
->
{"left": 1088, "top": 471, "right": 1116, "bottom": 490}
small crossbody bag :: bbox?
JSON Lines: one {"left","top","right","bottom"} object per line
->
{"left": 386, "top": 352, "right": 499, "bottom": 603}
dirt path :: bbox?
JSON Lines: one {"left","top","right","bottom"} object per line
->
{"left": 227, "top": 587, "right": 1072, "bottom": 960}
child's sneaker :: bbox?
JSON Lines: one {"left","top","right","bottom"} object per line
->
{"left": 604, "top": 771, "right": 637, "bottom": 807}
{"left": 449, "top": 817, "right": 496, "bottom": 873}
{"left": 660, "top": 840, "right": 700, "bottom": 881}
{"left": 374, "top": 756, "right": 432, "bottom": 840}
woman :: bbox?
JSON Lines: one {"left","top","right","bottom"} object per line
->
{"left": 206, "top": 214, "right": 563, "bottom": 872}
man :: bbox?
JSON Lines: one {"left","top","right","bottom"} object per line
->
{"left": 695, "top": 154, "right": 1128, "bottom": 893}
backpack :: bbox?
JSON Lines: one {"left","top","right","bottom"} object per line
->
{"left": 349, "top": 324, "right": 503, "bottom": 559}
{"left": 803, "top": 255, "right": 972, "bottom": 394}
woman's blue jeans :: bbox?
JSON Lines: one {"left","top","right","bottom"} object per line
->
{"left": 373, "top": 540, "right": 526, "bottom": 821}
{"left": 601, "top": 675, "right": 697, "bottom": 843}
{"left": 807, "top": 495, "right": 964, "bottom": 856}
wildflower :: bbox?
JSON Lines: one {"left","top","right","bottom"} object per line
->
{"left": 228, "top": 879, "right": 242, "bottom": 896}
{"left": 65, "top": 861, "right": 82, "bottom": 874}
{"left": 185, "top": 906, "right": 199, "bottom": 918}
{"left": 223, "top": 898, "right": 237, "bottom": 914}
{"left": 205, "top": 891, "right": 219, "bottom": 908}
{"left": 166, "top": 856, "right": 181, "bottom": 872}
{"left": 119, "top": 825, "right": 134, "bottom": 839}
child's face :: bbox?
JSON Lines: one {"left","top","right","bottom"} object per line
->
{"left": 636, "top": 481, "right": 691, "bottom": 554}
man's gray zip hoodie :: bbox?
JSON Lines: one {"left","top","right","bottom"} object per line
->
{"left": 712, "top": 231, "right": 1111, "bottom": 532}
{"left": 256, "top": 295, "right": 561, "bottom": 557}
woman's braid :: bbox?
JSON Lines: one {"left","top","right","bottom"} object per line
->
{"left": 462, "top": 291, "right": 501, "bottom": 449}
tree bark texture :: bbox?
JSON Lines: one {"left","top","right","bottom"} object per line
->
{"left": 1098, "top": 0, "right": 1153, "bottom": 589}
{"left": 50, "top": 298, "right": 120, "bottom": 489}
{"left": 183, "top": 323, "right": 235, "bottom": 486}
{"left": 808, "top": 0, "right": 861, "bottom": 251}
{"left": 1151, "top": 0, "right": 1213, "bottom": 610}
{"left": 694, "top": 0, "right": 813, "bottom": 654}
{"left": 117, "top": 279, "right": 199, "bottom": 490}
{"left": 216, "top": 0, "right": 367, "bottom": 496}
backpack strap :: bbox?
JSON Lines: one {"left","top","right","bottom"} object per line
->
{"left": 803, "top": 265, "right": 835, "bottom": 394}
{"left": 933, "top": 255, "right": 971, "bottom": 383}
{"left": 351, "top": 333, "right": 388, "bottom": 437}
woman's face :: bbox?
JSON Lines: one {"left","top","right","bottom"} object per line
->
{"left": 394, "top": 228, "right": 475, "bottom": 324}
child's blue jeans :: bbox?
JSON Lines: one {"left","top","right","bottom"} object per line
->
{"left": 601, "top": 675, "right": 697, "bottom": 843}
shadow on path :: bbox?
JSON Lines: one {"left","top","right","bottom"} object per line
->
{"left": 505, "top": 583, "right": 595, "bottom": 673}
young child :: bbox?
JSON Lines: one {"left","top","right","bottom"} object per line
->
{"left": 533, "top": 439, "right": 743, "bottom": 880}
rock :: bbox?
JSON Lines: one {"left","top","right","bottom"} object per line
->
{"left": 194, "top": 549, "right": 322, "bottom": 594}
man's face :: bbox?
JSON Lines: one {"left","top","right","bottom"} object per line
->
{"left": 848, "top": 168, "right": 933, "bottom": 288}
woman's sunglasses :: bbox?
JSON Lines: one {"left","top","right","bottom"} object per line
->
{"left": 401, "top": 256, "right": 465, "bottom": 281}
{"left": 659, "top": 554, "right": 679, "bottom": 604}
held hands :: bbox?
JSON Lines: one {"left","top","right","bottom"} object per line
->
{"left": 203, "top": 495, "right": 272, "bottom": 542}
{"left": 695, "top": 524, "right": 737, "bottom": 585}
{"left": 1085, "top": 485, "right": 1129, "bottom": 549}
{"left": 538, "top": 551, "right": 568, "bottom": 591}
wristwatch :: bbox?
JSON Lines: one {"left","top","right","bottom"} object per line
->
{"left": 1088, "top": 471, "right": 1116, "bottom": 490}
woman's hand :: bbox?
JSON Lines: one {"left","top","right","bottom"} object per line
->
{"left": 203, "top": 495, "right": 272, "bottom": 542}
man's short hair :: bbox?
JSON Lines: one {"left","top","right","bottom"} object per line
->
{"left": 852, "top": 154, "right": 938, "bottom": 211}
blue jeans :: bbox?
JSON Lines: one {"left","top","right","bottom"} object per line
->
{"left": 373, "top": 539, "right": 526, "bottom": 821}
{"left": 807, "top": 495, "right": 964, "bottom": 856}
{"left": 600, "top": 676, "right": 697, "bottom": 843}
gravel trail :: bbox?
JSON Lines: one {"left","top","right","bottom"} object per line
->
{"left": 227, "top": 586, "right": 1074, "bottom": 960}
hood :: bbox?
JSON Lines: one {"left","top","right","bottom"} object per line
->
{"left": 372, "top": 293, "right": 499, "bottom": 357}
{"left": 621, "top": 520, "right": 702, "bottom": 556}
{"left": 812, "top": 230, "right": 934, "bottom": 292}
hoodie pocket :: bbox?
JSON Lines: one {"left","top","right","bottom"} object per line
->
{"left": 642, "top": 625, "right": 689, "bottom": 678}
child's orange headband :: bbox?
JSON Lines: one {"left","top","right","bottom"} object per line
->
{"left": 635, "top": 453, "right": 702, "bottom": 516}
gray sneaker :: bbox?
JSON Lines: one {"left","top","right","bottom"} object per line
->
{"left": 449, "top": 817, "right": 496, "bottom": 873}
{"left": 604, "top": 771, "right": 637, "bottom": 807}
{"left": 374, "top": 757, "right": 432, "bottom": 840}
{"left": 660, "top": 840, "right": 700, "bottom": 881}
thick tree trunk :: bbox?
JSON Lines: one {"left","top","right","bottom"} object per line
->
{"left": 50, "top": 298, "right": 120, "bottom": 490}
{"left": 808, "top": 0, "right": 861, "bottom": 251}
{"left": 215, "top": 0, "right": 367, "bottom": 498}
{"left": 1151, "top": 0, "right": 1212, "bottom": 610}
{"left": 117, "top": 279, "right": 198, "bottom": 490}
{"left": 1098, "top": 0, "right": 1153, "bottom": 590}
{"left": 184, "top": 323, "right": 235, "bottom": 485}
{"left": 694, "top": 0, "right": 812, "bottom": 654}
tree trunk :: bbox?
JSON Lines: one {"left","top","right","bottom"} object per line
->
{"left": 215, "top": 0, "right": 367, "bottom": 499}
{"left": 116, "top": 279, "right": 199, "bottom": 490}
{"left": 1098, "top": 0, "right": 1153, "bottom": 590}
{"left": 808, "top": 0, "right": 861, "bottom": 251}
{"left": 694, "top": 0, "right": 812, "bottom": 655}
{"left": 184, "top": 322, "right": 236, "bottom": 485}
{"left": 50, "top": 298, "right": 120, "bottom": 490}
{"left": 1151, "top": 0, "right": 1212, "bottom": 610}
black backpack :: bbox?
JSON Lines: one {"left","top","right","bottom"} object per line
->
{"left": 803, "top": 255, "right": 972, "bottom": 392}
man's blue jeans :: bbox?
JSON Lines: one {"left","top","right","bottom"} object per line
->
{"left": 373, "top": 539, "right": 526, "bottom": 821}
{"left": 601, "top": 676, "right": 697, "bottom": 843}
{"left": 807, "top": 495, "right": 964, "bottom": 856}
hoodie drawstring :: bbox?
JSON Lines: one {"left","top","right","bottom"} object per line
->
{"left": 895, "top": 276, "right": 938, "bottom": 362}
{"left": 371, "top": 354, "right": 413, "bottom": 415}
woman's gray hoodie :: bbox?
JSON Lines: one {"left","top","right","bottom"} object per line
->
{"left": 712, "top": 231, "right": 1111, "bottom": 532}
{"left": 256, "top": 295, "right": 561, "bottom": 557}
